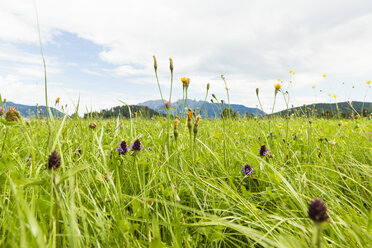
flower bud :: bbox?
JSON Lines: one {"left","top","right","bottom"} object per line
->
{"left": 256, "top": 88, "right": 259, "bottom": 96}
{"left": 153, "top": 55, "right": 157, "bottom": 71}
{"left": 207, "top": 83, "right": 210, "bottom": 91}
{"left": 169, "top": 57, "right": 173, "bottom": 71}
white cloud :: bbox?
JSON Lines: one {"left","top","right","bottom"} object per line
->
{"left": 0, "top": 0, "right": 371, "bottom": 111}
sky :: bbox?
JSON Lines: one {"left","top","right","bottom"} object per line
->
{"left": 0, "top": 0, "right": 371, "bottom": 114}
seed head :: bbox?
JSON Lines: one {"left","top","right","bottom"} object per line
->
{"left": 308, "top": 198, "right": 329, "bottom": 223}
{"left": 47, "top": 150, "right": 61, "bottom": 170}
{"left": 207, "top": 83, "right": 210, "bottom": 91}
{"left": 256, "top": 88, "right": 259, "bottom": 96}
{"left": 89, "top": 122, "right": 97, "bottom": 129}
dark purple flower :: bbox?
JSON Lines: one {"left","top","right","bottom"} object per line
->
{"left": 308, "top": 198, "right": 329, "bottom": 223}
{"left": 148, "top": 147, "right": 153, "bottom": 151}
{"left": 269, "top": 133, "right": 273, "bottom": 137}
{"left": 259, "top": 145, "right": 268, "bottom": 156}
{"left": 130, "top": 139, "right": 143, "bottom": 151}
{"left": 241, "top": 164, "right": 254, "bottom": 175}
{"left": 47, "top": 150, "right": 61, "bottom": 170}
{"left": 76, "top": 148, "right": 82, "bottom": 155}
{"left": 26, "top": 157, "right": 31, "bottom": 162}
{"left": 117, "top": 140, "right": 128, "bottom": 155}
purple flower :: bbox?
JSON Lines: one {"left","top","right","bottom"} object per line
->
{"left": 26, "top": 157, "right": 31, "bottom": 162}
{"left": 130, "top": 139, "right": 143, "bottom": 151}
{"left": 258, "top": 137, "right": 261, "bottom": 142}
{"left": 269, "top": 133, "right": 273, "bottom": 137}
{"left": 241, "top": 164, "right": 254, "bottom": 175}
{"left": 76, "top": 148, "right": 82, "bottom": 155}
{"left": 148, "top": 147, "right": 153, "bottom": 151}
{"left": 164, "top": 101, "right": 171, "bottom": 110}
{"left": 259, "top": 145, "right": 268, "bottom": 156}
{"left": 117, "top": 140, "right": 128, "bottom": 155}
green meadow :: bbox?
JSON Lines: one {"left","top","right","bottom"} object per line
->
{"left": 0, "top": 108, "right": 371, "bottom": 247}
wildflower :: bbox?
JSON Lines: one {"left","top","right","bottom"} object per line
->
{"left": 26, "top": 157, "right": 31, "bottom": 162}
{"left": 312, "top": 86, "right": 316, "bottom": 89}
{"left": 47, "top": 150, "right": 61, "bottom": 170}
{"left": 241, "top": 164, "right": 254, "bottom": 175}
{"left": 256, "top": 88, "right": 259, "bottom": 96}
{"left": 355, "top": 114, "right": 360, "bottom": 119}
{"left": 292, "top": 71, "right": 295, "bottom": 75}
{"left": 333, "top": 95, "right": 336, "bottom": 98}
{"left": 130, "top": 139, "right": 143, "bottom": 151}
{"left": 5, "top": 107, "right": 21, "bottom": 122}
{"left": 117, "top": 141, "right": 128, "bottom": 155}
{"left": 0, "top": 107, "right": 3, "bottom": 116}
{"left": 254, "top": 116, "right": 257, "bottom": 120}
{"left": 269, "top": 132, "right": 273, "bottom": 137}
{"left": 55, "top": 97, "right": 60, "bottom": 104}
{"left": 187, "top": 109, "right": 193, "bottom": 135}
{"left": 328, "top": 94, "right": 331, "bottom": 97}
{"left": 338, "top": 121, "right": 343, "bottom": 126}
{"left": 277, "top": 79, "right": 280, "bottom": 81}
{"left": 308, "top": 198, "right": 328, "bottom": 223}
{"left": 193, "top": 115, "right": 201, "bottom": 138}
{"left": 207, "top": 83, "right": 210, "bottom": 91}
{"left": 148, "top": 147, "right": 153, "bottom": 151}
{"left": 289, "top": 70, "right": 292, "bottom": 73}
{"left": 181, "top": 77, "right": 190, "bottom": 89}
{"left": 76, "top": 148, "right": 82, "bottom": 155}
{"left": 89, "top": 122, "right": 97, "bottom": 129}
{"left": 174, "top": 119, "right": 179, "bottom": 140}
{"left": 329, "top": 140, "right": 336, "bottom": 146}
{"left": 367, "top": 80, "right": 371, "bottom": 85}
{"left": 164, "top": 101, "right": 171, "bottom": 110}
{"left": 274, "top": 84, "right": 282, "bottom": 91}
{"left": 259, "top": 145, "right": 268, "bottom": 156}
{"left": 323, "top": 74, "right": 326, "bottom": 78}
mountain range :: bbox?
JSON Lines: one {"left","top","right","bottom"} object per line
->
{"left": 138, "top": 99, "right": 265, "bottom": 118}
{"left": 3, "top": 101, "right": 64, "bottom": 118}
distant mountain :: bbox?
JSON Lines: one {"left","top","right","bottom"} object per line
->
{"left": 84, "top": 105, "right": 163, "bottom": 119}
{"left": 138, "top": 99, "right": 265, "bottom": 118}
{"left": 4, "top": 101, "right": 64, "bottom": 118}
{"left": 273, "top": 101, "right": 372, "bottom": 118}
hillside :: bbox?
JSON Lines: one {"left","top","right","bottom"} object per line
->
{"left": 84, "top": 105, "right": 163, "bottom": 119}
{"left": 273, "top": 101, "right": 372, "bottom": 118}
{"left": 4, "top": 101, "right": 65, "bottom": 118}
{"left": 138, "top": 99, "right": 265, "bottom": 118}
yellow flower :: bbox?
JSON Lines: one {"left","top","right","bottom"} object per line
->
{"left": 254, "top": 116, "right": 257, "bottom": 120}
{"left": 367, "top": 80, "right": 371, "bottom": 85}
{"left": 277, "top": 79, "right": 280, "bottom": 81}
{"left": 274, "top": 84, "right": 282, "bottom": 90}
{"left": 134, "top": 112, "right": 137, "bottom": 115}
{"left": 196, "top": 107, "right": 199, "bottom": 110}
{"left": 55, "top": 97, "right": 60, "bottom": 104}
{"left": 312, "top": 86, "right": 316, "bottom": 89}
{"left": 292, "top": 72, "right": 295, "bottom": 75}
{"left": 333, "top": 95, "right": 337, "bottom": 98}
{"left": 181, "top": 77, "right": 188, "bottom": 84}
{"left": 323, "top": 74, "right": 326, "bottom": 78}
{"left": 289, "top": 70, "right": 292, "bottom": 73}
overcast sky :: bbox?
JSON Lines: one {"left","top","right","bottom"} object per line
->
{"left": 0, "top": 0, "right": 371, "bottom": 114}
